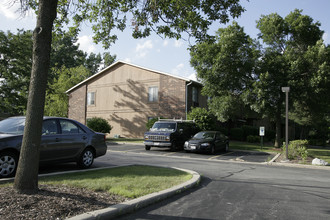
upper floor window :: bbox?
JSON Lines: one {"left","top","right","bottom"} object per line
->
{"left": 87, "top": 92, "right": 95, "bottom": 105}
{"left": 148, "top": 86, "right": 158, "bottom": 102}
{"left": 192, "top": 87, "right": 198, "bottom": 103}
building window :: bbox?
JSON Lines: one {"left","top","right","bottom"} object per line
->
{"left": 192, "top": 87, "right": 198, "bottom": 103}
{"left": 148, "top": 86, "right": 158, "bottom": 102}
{"left": 87, "top": 92, "right": 95, "bottom": 105}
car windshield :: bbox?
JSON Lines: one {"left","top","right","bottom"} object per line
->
{"left": 193, "top": 132, "right": 215, "bottom": 140}
{"left": 151, "top": 122, "right": 176, "bottom": 132}
{"left": 0, "top": 117, "right": 26, "bottom": 135}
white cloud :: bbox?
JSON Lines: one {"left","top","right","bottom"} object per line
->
{"left": 174, "top": 40, "right": 183, "bottom": 48}
{"left": 162, "top": 40, "right": 169, "bottom": 47}
{"left": 323, "top": 32, "right": 329, "bottom": 44}
{"left": 171, "top": 63, "right": 185, "bottom": 76}
{"left": 0, "top": 0, "right": 35, "bottom": 20}
{"left": 76, "top": 35, "right": 96, "bottom": 54}
{"left": 135, "top": 40, "right": 153, "bottom": 58}
{"left": 0, "top": 0, "right": 17, "bottom": 19}
{"left": 188, "top": 73, "right": 197, "bottom": 81}
{"left": 124, "top": 57, "right": 131, "bottom": 63}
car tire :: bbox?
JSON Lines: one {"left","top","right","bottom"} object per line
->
{"left": 0, "top": 151, "right": 18, "bottom": 178}
{"left": 170, "top": 142, "right": 178, "bottom": 151}
{"left": 145, "top": 145, "right": 151, "bottom": 151}
{"left": 224, "top": 143, "right": 229, "bottom": 152}
{"left": 78, "top": 148, "right": 94, "bottom": 169}
{"left": 211, "top": 145, "right": 216, "bottom": 155}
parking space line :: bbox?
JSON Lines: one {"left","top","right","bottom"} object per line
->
{"left": 208, "top": 151, "right": 235, "bottom": 160}
{"left": 163, "top": 152, "right": 178, "bottom": 156}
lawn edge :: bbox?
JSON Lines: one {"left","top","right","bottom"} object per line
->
{"left": 67, "top": 166, "right": 200, "bottom": 220}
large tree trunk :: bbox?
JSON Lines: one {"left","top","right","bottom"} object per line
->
{"left": 14, "top": 0, "right": 58, "bottom": 193}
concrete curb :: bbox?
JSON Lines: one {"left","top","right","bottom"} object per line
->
{"left": 267, "top": 153, "right": 330, "bottom": 170}
{"left": 66, "top": 167, "right": 200, "bottom": 220}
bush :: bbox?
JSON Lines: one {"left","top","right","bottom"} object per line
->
{"left": 282, "top": 140, "right": 309, "bottom": 160}
{"left": 230, "top": 128, "right": 244, "bottom": 141}
{"left": 247, "top": 135, "right": 260, "bottom": 143}
{"left": 87, "top": 117, "right": 112, "bottom": 133}
{"left": 242, "top": 125, "right": 258, "bottom": 139}
{"left": 187, "top": 107, "right": 217, "bottom": 131}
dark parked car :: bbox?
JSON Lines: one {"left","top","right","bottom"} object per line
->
{"left": 0, "top": 116, "right": 107, "bottom": 178}
{"left": 184, "top": 131, "right": 229, "bottom": 154}
{"left": 144, "top": 119, "right": 199, "bottom": 151}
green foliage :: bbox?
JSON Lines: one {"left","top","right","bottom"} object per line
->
{"left": 247, "top": 135, "right": 260, "bottom": 143}
{"left": 0, "top": 30, "right": 33, "bottom": 115}
{"left": 59, "top": 0, "right": 245, "bottom": 49}
{"left": 0, "top": 30, "right": 113, "bottom": 116}
{"left": 87, "top": 117, "right": 112, "bottom": 133}
{"left": 242, "top": 125, "right": 259, "bottom": 138}
{"left": 282, "top": 140, "right": 309, "bottom": 160}
{"left": 191, "top": 9, "right": 330, "bottom": 147}
{"left": 230, "top": 128, "right": 244, "bottom": 141}
{"left": 146, "top": 117, "right": 160, "bottom": 130}
{"left": 187, "top": 107, "right": 216, "bottom": 130}
{"left": 44, "top": 66, "right": 90, "bottom": 117}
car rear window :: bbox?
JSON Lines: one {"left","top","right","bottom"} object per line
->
{"left": 0, "top": 117, "right": 25, "bottom": 135}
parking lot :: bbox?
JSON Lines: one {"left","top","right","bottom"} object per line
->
{"left": 107, "top": 143, "right": 276, "bottom": 164}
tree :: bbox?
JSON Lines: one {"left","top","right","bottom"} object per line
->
{"left": 190, "top": 10, "right": 328, "bottom": 147}
{"left": 0, "top": 30, "right": 33, "bottom": 115}
{"left": 187, "top": 107, "right": 217, "bottom": 131}
{"left": 0, "top": 29, "right": 107, "bottom": 116}
{"left": 190, "top": 22, "right": 258, "bottom": 122}
{"left": 14, "top": 0, "right": 245, "bottom": 193}
{"left": 252, "top": 9, "right": 325, "bottom": 146}
{"left": 44, "top": 65, "right": 91, "bottom": 117}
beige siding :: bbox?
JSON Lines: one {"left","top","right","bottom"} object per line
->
{"left": 85, "top": 63, "right": 163, "bottom": 138}
{"left": 67, "top": 62, "right": 207, "bottom": 138}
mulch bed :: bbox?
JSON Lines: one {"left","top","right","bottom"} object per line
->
{"left": 0, "top": 184, "right": 127, "bottom": 220}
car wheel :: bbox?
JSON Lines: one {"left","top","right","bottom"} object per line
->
{"left": 78, "top": 148, "right": 94, "bottom": 169}
{"left": 0, "top": 151, "right": 18, "bottom": 178}
{"left": 224, "top": 143, "right": 229, "bottom": 152}
{"left": 170, "top": 142, "right": 178, "bottom": 151}
{"left": 211, "top": 145, "right": 216, "bottom": 155}
{"left": 145, "top": 145, "right": 151, "bottom": 151}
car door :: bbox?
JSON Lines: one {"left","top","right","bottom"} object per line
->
{"left": 56, "top": 119, "right": 88, "bottom": 159}
{"left": 215, "top": 132, "right": 226, "bottom": 150}
{"left": 40, "top": 119, "right": 62, "bottom": 162}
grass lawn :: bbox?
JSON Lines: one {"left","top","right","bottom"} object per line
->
{"left": 0, "top": 165, "right": 192, "bottom": 199}
{"left": 307, "top": 148, "right": 330, "bottom": 163}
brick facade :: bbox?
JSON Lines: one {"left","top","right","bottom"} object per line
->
{"left": 68, "top": 84, "right": 86, "bottom": 124}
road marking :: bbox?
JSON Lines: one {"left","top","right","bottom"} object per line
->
{"left": 163, "top": 152, "right": 178, "bottom": 156}
{"left": 208, "top": 151, "right": 235, "bottom": 160}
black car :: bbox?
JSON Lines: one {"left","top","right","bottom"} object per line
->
{"left": 144, "top": 119, "right": 199, "bottom": 151}
{"left": 0, "top": 116, "right": 107, "bottom": 178}
{"left": 184, "top": 131, "right": 229, "bottom": 154}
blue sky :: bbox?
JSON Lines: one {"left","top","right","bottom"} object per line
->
{"left": 0, "top": 0, "right": 329, "bottom": 81}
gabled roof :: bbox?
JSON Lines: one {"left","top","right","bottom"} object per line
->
{"left": 66, "top": 60, "right": 201, "bottom": 93}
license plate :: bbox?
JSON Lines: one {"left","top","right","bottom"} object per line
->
{"left": 154, "top": 142, "right": 160, "bottom": 146}
{"left": 190, "top": 145, "right": 196, "bottom": 150}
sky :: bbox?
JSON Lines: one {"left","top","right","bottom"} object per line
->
{"left": 0, "top": 0, "right": 330, "bottom": 81}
